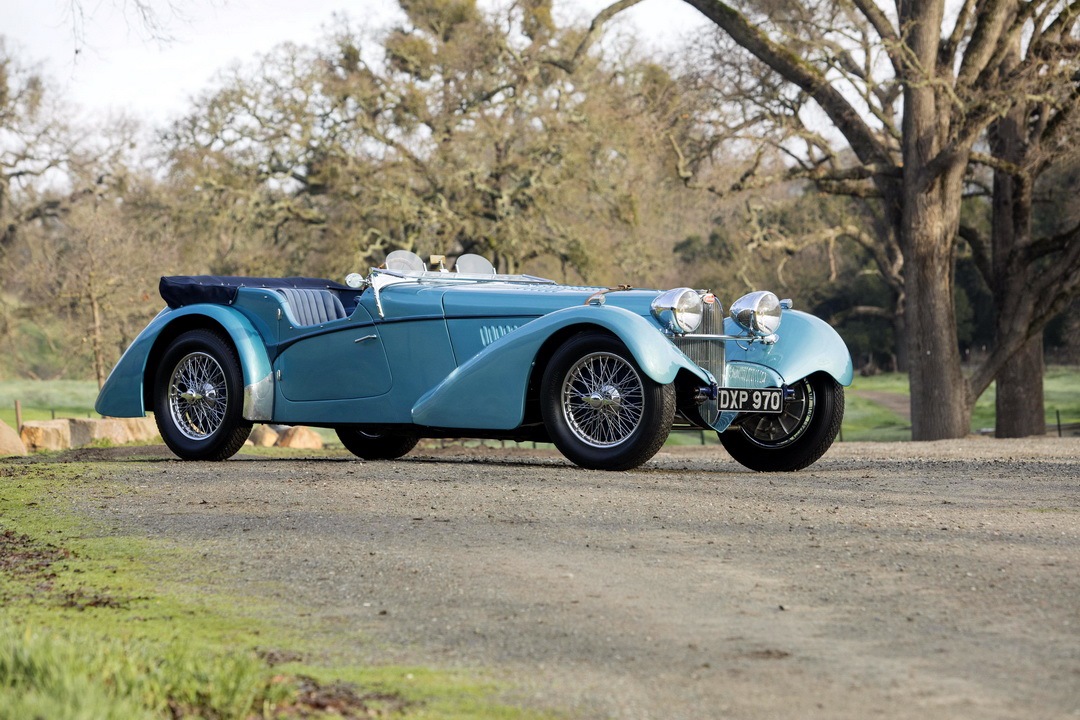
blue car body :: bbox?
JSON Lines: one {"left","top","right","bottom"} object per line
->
{"left": 96, "top": 259, "right": 852, "bottom": 470}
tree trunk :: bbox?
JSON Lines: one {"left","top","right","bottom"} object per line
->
{"left": 987, "top": 42, "right": 1046, "bottom": 439}
{"left": 903, "top": 213, "right": 969, "bottom": 439}
{"left": 90, "top": 290, "right": 106, "bottom": 390}
{"left": 892, "top": 299, "right": 908, "bottom": 373}
{"left": 994, "top": 334, "right": 1045, "bottom": 437}
{"left": 900, "top": 11, "right": 970, "bottom": 440}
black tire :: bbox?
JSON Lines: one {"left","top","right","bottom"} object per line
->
{"left": 719, "top": 373, "right": 844, "bottom": 472}
{"left": 541, "top": 332, "right": 675, "bottom": 471}
{"left": 336, "top": 428, "right": 418, "bottom": 460}
{"left": 153, "top": 329, "right": 252, "bottom": 460}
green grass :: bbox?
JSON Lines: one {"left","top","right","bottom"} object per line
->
{"left": 0, "top": 461, "right": 561, "bottom": 719}
{"left": 844, "top": 365, "right": 1080, "bottom": 440}
{"left": 0, "top": 379, "right": 101, "bottom": 429}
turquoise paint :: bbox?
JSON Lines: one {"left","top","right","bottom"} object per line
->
{"left": 269, "top": 314, "right": 457, "bottom": 426}
{"left": 723, "top": 310, "right": 853, "bottom": 387}
{"left": 96, "top": 277, "right": 851, "bottom": 438}
{"left": 412, "top": 304, "right": 710, "bottom": 430}
{"left": 94, "top": 304, "right": 274, "bottom": 419}
{"left": 706, "top": 311, "right": 852, "bottom": 433}
{"left": 94, "top": 309, "right": 168, "bottom": 417}
{"left": 275, "top": 303, "right": 393, "bottom": 402}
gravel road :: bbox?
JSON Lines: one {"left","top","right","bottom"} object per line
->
{"left": 61, "top": 438, "right": 1080, "bottom": 719}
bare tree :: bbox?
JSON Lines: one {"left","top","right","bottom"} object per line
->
{"left": 958, "top": 27, "right": 1080, "bottom": 437}
{"left": 160, "top": 0, "right": 693, "bottom": 284}
{"left": 676, "top": 0, "right": 1080, "bottom": 440}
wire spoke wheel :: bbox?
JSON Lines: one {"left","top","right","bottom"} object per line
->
{"left": 336, "top": 427, "right": 418, "bottom": 460}
{"left": 541, "top": 332, "right": 674, "bottom": 471}
{"left": 153, "top": 329, "right": 251, "bottom": 461}
{"left": 562, "top": 352, "right": 645, "bottom": 448}
{"left": 168, "top": 352, "right": 228, "bottom": 440}
{"left": 719, "top": 373, "right": 844, "bottom": 472}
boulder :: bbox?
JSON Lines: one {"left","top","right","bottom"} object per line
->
{"left": 20, "top": 420, "right": 72, "bottom": 452}
{"left": 274, "top": 426, "right": 323, "bottom": 450}
{"left": 0, "top": 419, "right": 27, "bottom": 457}
{"left": 249, "top": 424, "right": 280, "bottom": 447}
{"left": 120, "top": 417, "right": 160, "bottom": 443}
{"left": 69, "top": 417, "right": 161, "bottom": 448}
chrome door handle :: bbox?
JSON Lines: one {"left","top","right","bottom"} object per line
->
{"left": 354, "top": 334, "right": 377, "bottom": 343}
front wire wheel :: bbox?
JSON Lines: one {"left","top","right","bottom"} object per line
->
{"left": 153, "top": 329, "right": 251, "bottom": 460}
{"left": 542, "top": 332, "right": 674, "bottom": 471}
{"left": 719, "top": 373, "right": 844, "bottom": 472}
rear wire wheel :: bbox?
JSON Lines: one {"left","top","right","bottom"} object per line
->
{"left": 336, "top": 428, "right": 418, "bottom": 460}
{"left": 153, "top": 329, "right": 251, "bottom": 460}
{"left": 719, "top": 373, "right": 844, "bottom": 472}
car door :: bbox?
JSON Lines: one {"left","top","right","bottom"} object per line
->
{"left": 275, "top": 302, "right": 393, "bottom": 402}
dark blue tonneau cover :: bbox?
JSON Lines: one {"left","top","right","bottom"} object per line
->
{"left": 159, "top": 275, "right": 357, "bottom": 309}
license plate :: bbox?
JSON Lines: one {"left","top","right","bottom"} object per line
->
{"left": 716, "top": 387, "right": 784, "bottom": 414}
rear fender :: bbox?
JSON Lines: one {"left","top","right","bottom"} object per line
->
{"left": 94, "top": 305, "right": 274, "bottom": 420}
{"left": 412, "top": 305, "right": 708, "bottom": 430}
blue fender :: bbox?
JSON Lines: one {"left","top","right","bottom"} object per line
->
{"left": 94, "top": 305, "right": 274, "bottom": 421}
{"left": 412, "top": 304, "right": 709, "bottom": 430}
{"left": 708, "top": 309, "right": 853, "bottom": 433}
{"left": 723, "top": 309, "right": 853, "bottom": 387}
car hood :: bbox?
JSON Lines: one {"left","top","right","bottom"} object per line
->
{"left": 434, "top": 282, "right": 663, "bottom": 319}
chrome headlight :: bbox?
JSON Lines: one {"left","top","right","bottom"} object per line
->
{"left": 730, "top": 290, "right": 783, "bottom": 337}
{"left": 651, "top": 288, "right": 704, "bottom": 334}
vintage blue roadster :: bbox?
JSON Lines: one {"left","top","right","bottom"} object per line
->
{"left": 95, "top": 252, "right": 853, "bottom": 471}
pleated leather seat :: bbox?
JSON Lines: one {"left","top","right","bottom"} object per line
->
{"left": 276, "top": 288, "right": 348, "bottom": 326}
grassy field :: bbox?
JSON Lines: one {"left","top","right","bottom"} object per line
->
{"left": 843, "top": 366, "right": 1080, "bottom": 441}
{"left": 2, "top": 367, "right": 1079, "bottom": 446}
{"left": 0, "top": 380, "right": 101, "bottom": 429}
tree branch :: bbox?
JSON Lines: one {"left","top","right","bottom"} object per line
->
{"left": 680, "top": 0, "right": 893, "bottom": 172}
{"left": 543, "top": 0, "right": 645, "bottom": 74}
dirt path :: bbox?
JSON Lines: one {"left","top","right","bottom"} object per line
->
{"left": 850, "top": 389, "right": 911, "bottom": 421}
{"left": 50, "top": 438, "right": 1080, "bottom": 719}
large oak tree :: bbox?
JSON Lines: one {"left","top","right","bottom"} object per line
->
{"left": 676, "top": 0, "right": 1080, "bottom": 440}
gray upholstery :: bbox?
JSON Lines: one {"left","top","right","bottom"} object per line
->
{"left": 276, "top": 288, "right": 348, "bottom": 326}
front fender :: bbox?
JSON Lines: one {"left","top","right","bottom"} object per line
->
{"left": 724, "top": 310, "right": 853, "bottom": 387}
{"left": 412, "top": 305, "right": 708, "bottom": 430}
{"left": 94, "top": 305, "right": 274, "bottom": 421}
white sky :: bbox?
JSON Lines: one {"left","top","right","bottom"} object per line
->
{"left": 7, "top": 0, "right": 710, "bottom": 126}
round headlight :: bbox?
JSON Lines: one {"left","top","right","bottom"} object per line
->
{"left": 651, "top": 288, "right": 704, "bottom": 334}
{"left": 730, "top": 290, "right": 782, "bottom": 336}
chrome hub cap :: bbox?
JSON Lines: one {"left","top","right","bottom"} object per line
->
{"left": 562, "top": 352, "right": 644, "bottom": 448}
{"left": 168, "top": 352, "right": 228, "bottom": 441}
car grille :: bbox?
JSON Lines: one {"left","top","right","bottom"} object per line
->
{"left": 670, "top": 298, "right": 725, "bottom": 425}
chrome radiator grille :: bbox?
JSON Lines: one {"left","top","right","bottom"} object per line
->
{"left": 670, "top": 297, "right": 725, "bottom": 425}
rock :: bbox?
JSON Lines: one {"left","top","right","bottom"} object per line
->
{"left": 20, "top": 420, "right": 72, "bottom": 452}
{"left": 0, "top": 419, "right": 27, "bottom": 457}
{"left": 69, "top": 418, "right": 130, "bottom": 446}
{"left": 249, "top": 425, "right": 280, "bottom": 447}
{"left": 69, "top": 417, "right": 160, "bottom": 448}
{"left": 120, "top": 417, "right": 160, "bottom": 443}
{"left": 274, "top": 426, "right": 323, "bottom": 450}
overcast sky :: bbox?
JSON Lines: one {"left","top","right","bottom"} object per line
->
{"left": 8, "top": 0, "right": 709, "bottom": 126}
